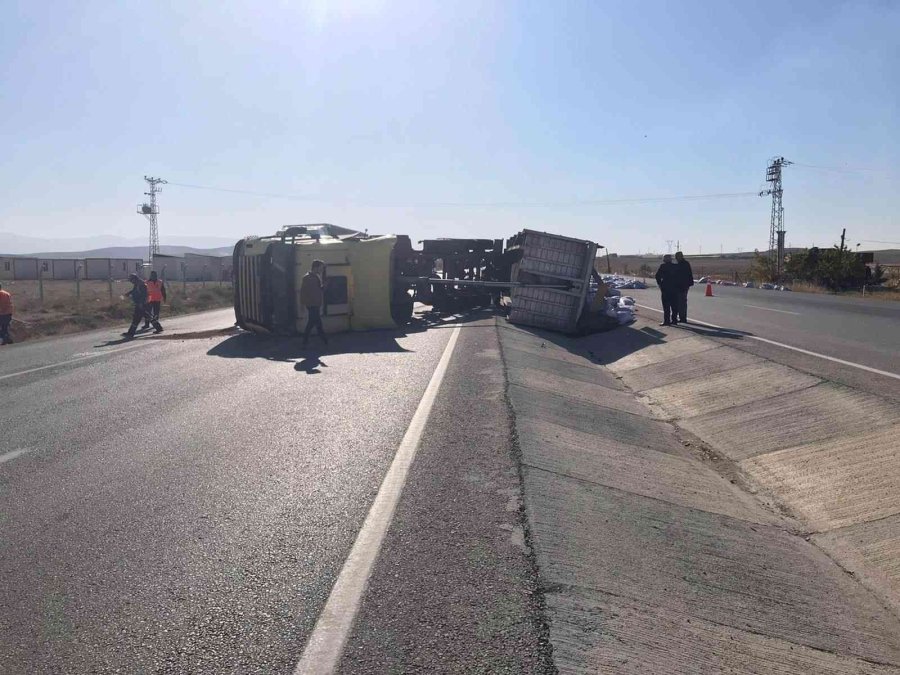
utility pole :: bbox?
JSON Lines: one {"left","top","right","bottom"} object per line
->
{"left": 759, "top": 157, "right": 792, "bottom": 280}
{"left": 137, "top": 176, "right": 167, "bottom": 265}
{"left": 839, "top": 228, "right": 846, "bottom": 253}
{"left": 665, "top": 240, "right": 674, "bottom": 255}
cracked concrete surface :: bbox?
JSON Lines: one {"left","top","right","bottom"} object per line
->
{"left": 499, "top": 317, "right": 900, "bottom": 673}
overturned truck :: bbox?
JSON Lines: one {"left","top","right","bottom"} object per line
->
{"left": 232, "top": 224, "right": 597, "bottom": 335}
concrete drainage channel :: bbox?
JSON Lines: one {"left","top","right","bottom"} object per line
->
{"left": 496, "top": 315, "right": 900, "bottom": 673}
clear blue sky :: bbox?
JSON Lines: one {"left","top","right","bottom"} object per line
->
{"left": 2, "top": 0, "right": 898, "bottom": 254}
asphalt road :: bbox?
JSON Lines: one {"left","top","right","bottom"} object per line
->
{"left": 625, "top": 284, "right": 900, "bottom": 396}
{"left": 0, "top": 309, "right": 550, "bottom": 674}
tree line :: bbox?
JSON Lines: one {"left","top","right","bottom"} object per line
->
{"left": 752, "top": 245, "right": 884, "bottom": 290}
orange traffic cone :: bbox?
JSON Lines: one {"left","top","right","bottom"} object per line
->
{"left": 705, "top": 282, "right": 714, "bottom": 297}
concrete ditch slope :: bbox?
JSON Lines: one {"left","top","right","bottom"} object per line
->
{"left": 623, "top": 319, "right": 900, "bottom": 618}
{"left": 498, "top": 318, "right": 900, "bottom": 673}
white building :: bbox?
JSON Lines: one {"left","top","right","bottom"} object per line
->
{"left": 151, "top": 254, "right": 185, "bottom": 281}
{"left": 0, "top": 256, "right": 15, "bottom": 280}
{"left": 83, "top": 258, "right": 144, "bottom": 280}
{"left": 12, "top": 257, "right": 39, "bottom": 280}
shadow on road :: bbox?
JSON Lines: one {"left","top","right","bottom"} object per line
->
{"left": 499, "top": 313, "right": 754, "bottom": 368}
{"left": 152, "top": 327, "right": 240, "bottom": 341}
{"left": 294, "top": 356, "right": 327, "bottom": 374}
{"left": 569, "top": 325, "right": 666, "bottom": 366}
{"left": 93, "top": 326, "right": 164, "bottom": 348}
{"left": 676, "top": 323, "right": 749, "bottom": 340}
{"left": 207, "top": 330, "right": 412, "bottom": 362}
{"left": 405, "top": 307, "right": 498, "bottom": 332}
{"left": 94, "top": 326, "right": 241, "bottom": 348}
{"left": 205, "top": 307, "right": 498, "bottom": 364}
{"left": 94, "top": 336, "right": 136, "bottom": 348}
{"left": 499, "top": 320, "right": 666, "bottom": 366}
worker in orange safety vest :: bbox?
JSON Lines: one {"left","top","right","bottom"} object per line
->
{"left": 0, "top": 282, "right": 13, "bottom": 345}
{"left": 142, "top": 271, "right": 167, "bottom": 331}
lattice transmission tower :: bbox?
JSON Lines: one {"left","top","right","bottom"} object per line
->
{"left": 137, "top": 176, "right": 167, "bottom": 264}
{"left": 759, "top": 157, "right": 791, "bottom": 279}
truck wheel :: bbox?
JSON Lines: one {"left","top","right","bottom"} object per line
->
{"left": 391, "top": 291, "right": 414, "bottom": 325}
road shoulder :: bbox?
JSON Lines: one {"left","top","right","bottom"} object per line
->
{"left": 338, "top": 317, "right": 554, "bottom": 673}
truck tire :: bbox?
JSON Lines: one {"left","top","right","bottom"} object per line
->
{"left": 391, "top": 290, "right": 414, "bottom": 325}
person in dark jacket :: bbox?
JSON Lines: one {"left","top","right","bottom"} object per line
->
{"left": 122, "top": 274, "right": 161, "bottom": 338}
{"left": 654, "top": 255, "right": 680, "bottom": 326}
{"left": 299, "top": 260, "right": 328, "bottom": 347}
{"left": 674, "top": 251, "right": 694, "bottom": 324}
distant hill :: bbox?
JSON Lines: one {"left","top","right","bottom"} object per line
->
{"left": 18, "top": 245, "right": 234, "bottom": 259}
{"left": 0, "top": 232, "right": 236, "bottom": 256}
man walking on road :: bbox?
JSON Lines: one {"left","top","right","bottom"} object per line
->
{"left": 300, "top": 260, "right": 328, "bottom": 348}
{"left": 0, "top": 283, "right": 14, "bottom": 345}
{"left": 655, "top": 254, "right": 680, "bottom": 326}
{"left": 674, "top": 251, "right": 694, "bottom": 324}
{"left": 123, "top": 274, "right": 162, "bottom": 338}
{"left": 142, "top": 271, "right": 167, "bottom": 330}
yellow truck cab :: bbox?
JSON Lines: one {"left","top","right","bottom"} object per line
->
{"left": 233, "top": 224, "right": 415, "bottom": 335}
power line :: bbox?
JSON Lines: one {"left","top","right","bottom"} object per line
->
{"left": 791, "top": 162, "right": 890, "bottom": 175}
{"left": 167, "top": 181, "right": 322, "bottom": 202}
{"left": 859, "top": 239, "right": 900, "bottom": 246}
{"left": 166, "top": 180, "right": 759, "bottom": 208}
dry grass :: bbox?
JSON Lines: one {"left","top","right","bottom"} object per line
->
{"left": 605, "top": 253, "right": 900, "bottom": 286}
{"left": 844, "top": 287, "right": 900, "bottom": 301}
{"left": 885, "top": 267, "right": 900, "bottom": 289}
{"left": 3, "top": 279, "right": 234, "bottom": 342}
{"left": 788, "top": 282, "right": 830, "bottom": 295}
{"left": 787, "top": 281, "right": 900, "bottom": 301}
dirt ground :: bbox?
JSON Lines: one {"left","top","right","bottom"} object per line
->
{"left": 602, "top": 250, "right": 900, "bottom": 280}
{"left": 599, "top": 255, "right": 756, "bottom": 282}
{"left": 1, "top": 279, "right": 233, "bottom": 343}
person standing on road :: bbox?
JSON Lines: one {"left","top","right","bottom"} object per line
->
{"left": 123, "top": 274, "right": 162, "bottom": 338}
{"left": 0, "top": 283, "right": 14, "bottom": 345}
{"left": 655, "top": 254, "right": 680, "bottom": 326}
{"left": 300, "top": 260, "right": 328, "bottom": 348}
{"left": 142, "top": 271, "right": 167, "bottom": 330}
{"left": 674, "top": 251, "right": 694, "bottom": 324}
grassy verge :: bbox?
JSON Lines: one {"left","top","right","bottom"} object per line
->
{"left": 4, "top": 280, "right": 234, "bottom": 343}
{"left": 789, "top": 281, "right": 900, "bottom": 301}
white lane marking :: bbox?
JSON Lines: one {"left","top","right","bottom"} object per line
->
{"left": 0, "top": 342, "right": 149, "bottom": 382}
{"left": 0, "top": 448, "right": 31, "bottom": 464}
{"left": 743, "top": 304, "right": 801, "bottom": 316}
{"left": 294, "top": 324, "right": 463, "bottom": 675}
{"left": 636, "top": 304, "right": 900, "bottom": 381}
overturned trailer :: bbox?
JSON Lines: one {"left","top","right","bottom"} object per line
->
{"left": 506, "top": 229, "right": 598, "bottom": 333}
{"left": 232, "top": 224, "right": 598, "bottom": 335}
